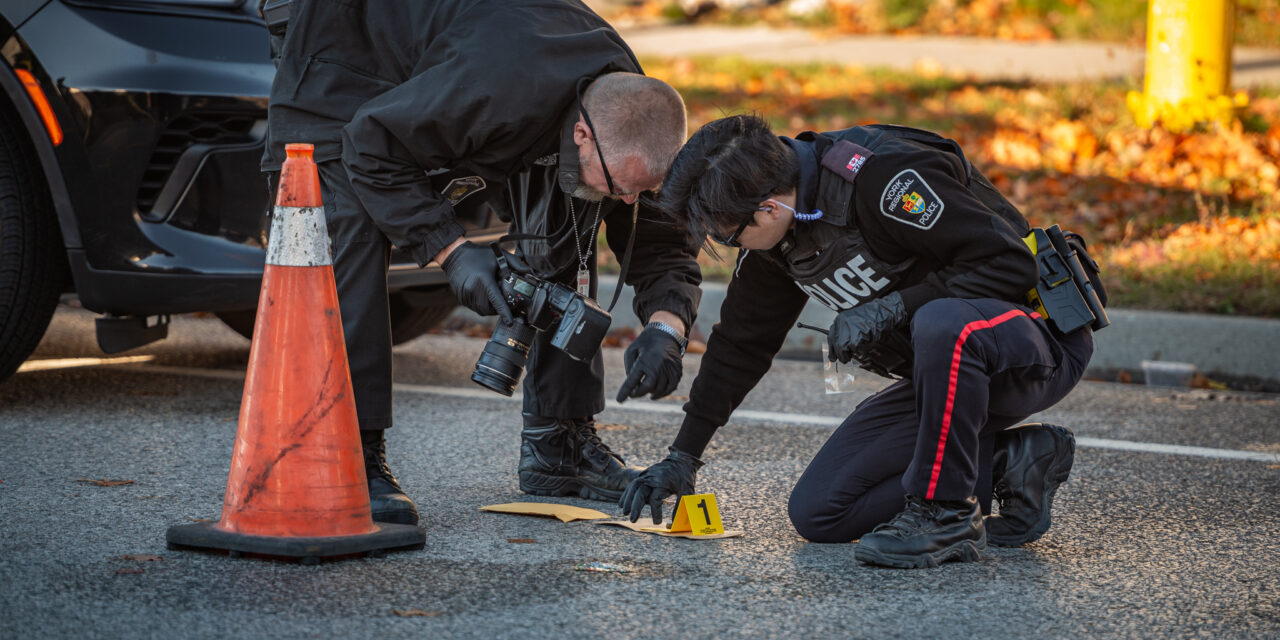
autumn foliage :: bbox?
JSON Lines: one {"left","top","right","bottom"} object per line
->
{"left": 630, "top": 56, "right": 1280, "bottom": 317}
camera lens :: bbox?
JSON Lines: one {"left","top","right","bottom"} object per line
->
{"left": 471, "top": 320, "right": 537, "bottom": 396}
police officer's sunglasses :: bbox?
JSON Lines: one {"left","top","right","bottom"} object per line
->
{"left": 710, "top": 202, "right": 772, "bottom": 248}
{"left": 711, "top": 216, "right": 753, "bottom": 248}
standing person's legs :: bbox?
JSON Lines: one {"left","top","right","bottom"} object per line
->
{"left": 307, "top": 161, "right": 415, "bottom": 524}
{"left": 518, "top": 259, "right": 638, "bottom": 501}
{"left": 787, "top": 379, "right": 920, "bottom": 542}
{"left": 315, "top": 161, "right": 393, "bottom": 431}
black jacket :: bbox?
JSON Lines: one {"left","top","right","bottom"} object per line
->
{"left": 263, "top": 0, "right": 700, "bottom": 327}
{"left": 672, "top": 125, "right": 1038, "bottom": 456}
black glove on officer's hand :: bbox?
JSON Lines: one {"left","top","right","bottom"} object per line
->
{"left": 827, "top": 291, "right": 907, "bottom": 364}
{"left": 441, "top": 242, "right": 513, "bottom": 324}
{"left": 619, "top": 447, "right": 704, "bottom": 524}
{"left": 616, "top": 323, "right": 685, "bottom": 402}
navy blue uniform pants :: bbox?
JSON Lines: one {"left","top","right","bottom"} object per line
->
{"left": 788, "top": 297, "right": 1093, "bottom": 543}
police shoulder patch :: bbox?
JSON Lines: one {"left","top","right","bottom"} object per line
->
{"left": 443, "top": 176, "right": 486, "bottom": 205}
{"left": 821, "top": 140, "right": 874, "bottom": 184}
{"left": 878, "top": 169, "right": 944, "bottom": 229}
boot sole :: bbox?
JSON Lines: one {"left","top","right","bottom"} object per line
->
{"left": 519, "top": 471, "right": 623, "bottom": 502}
{"left": 854, "top": 536, "right": 987, "bottom": 569}
{"left": 988, "top": 424, "right": 1075, "bottom": 547}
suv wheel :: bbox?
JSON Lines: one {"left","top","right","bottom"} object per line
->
{"left": 0, "top": 102, "right": 67, "bottom": 382}
{"left": 216, "top": 291, "right": 457, "bottom": 346}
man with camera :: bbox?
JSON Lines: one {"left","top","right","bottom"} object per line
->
{"left": 262, "top": 0, "right": 702, "bottom": 526}
{"left": 622, "top": 115, "right": 1098, "bottom": 568}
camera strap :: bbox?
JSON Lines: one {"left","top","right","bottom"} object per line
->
{"left": 490, "top": 244, "right": 515, "bottom": 282}
{"left": 498, "top": 198, "right": 636, "bottom": 315}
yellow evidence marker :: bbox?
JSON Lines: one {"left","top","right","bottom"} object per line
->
{"left": 596, "top": 493, "right": 743, "bottom": 539}
{"left": 667, "top": 494, "right": 724, "bottom": 536}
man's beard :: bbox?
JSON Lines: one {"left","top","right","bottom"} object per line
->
{"left": 573, "top": 143, "right": 609, "bottom": 202}
{"left": 572, "top": 180, "right": 608, "bottom": 202}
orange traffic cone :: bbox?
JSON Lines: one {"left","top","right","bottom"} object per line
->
{"left": 167, "top": 143, "right": 424, "bottom": 563}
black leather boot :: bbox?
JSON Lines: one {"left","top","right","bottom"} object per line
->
{"left": 567, "top": 417, "right": 641, "bottom": 500}
{"left": 986, "top": 423, "right": 1075, "bottom": 547}
{"left": 854, "top": 495, "right": 986, "bottom": 569}
{"left": 361, "top": 429, "right": 419, "bottom": 525}
{"left": 518, "top": 414, "right": 641, "bottom": 502}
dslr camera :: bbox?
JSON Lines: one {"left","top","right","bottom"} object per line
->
{"left": 471, "top": 247, "right": 612, "bottom": 396}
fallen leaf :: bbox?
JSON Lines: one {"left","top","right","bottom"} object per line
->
{"left": 119, "top": 554, "right": 163, "bottom": 562}
{"left": 573, "top": 561, "right": 632, "bottom": 573}
{"left": 507, "top": 538, "right": 536, "bottom": 544}
{"left": 115, "top": 568, "right": 144, "bottom": 575}
{"left": 77, "top": 479, "right": 134, "bottom": 487}
{"left": 392, "top": 610, "right": 442, "bottom": 617}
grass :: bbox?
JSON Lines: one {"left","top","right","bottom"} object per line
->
{"left": 596, "top": 55, "right": 1280, "bottom": 318}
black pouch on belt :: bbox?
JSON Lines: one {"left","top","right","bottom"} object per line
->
{"left": 1023, "top": 225, "right": 1109, "bottom": 335}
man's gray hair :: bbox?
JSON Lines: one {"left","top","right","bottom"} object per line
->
{"left": 582, "top": 72, "right": 688, "bottom": 178}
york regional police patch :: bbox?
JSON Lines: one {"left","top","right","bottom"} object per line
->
{"left": 879, "top": 169, "right": 943, "bottom": 229}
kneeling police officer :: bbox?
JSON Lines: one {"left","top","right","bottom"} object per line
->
{"left": 621, "top": 115, "right": 1100, "bottom": 569}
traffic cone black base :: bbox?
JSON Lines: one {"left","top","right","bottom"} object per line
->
{"left": 166, "top": 521, "right": 424, "bottom": 564}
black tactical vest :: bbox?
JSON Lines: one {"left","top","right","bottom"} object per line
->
{"left": 775, "top": 125, "right": 1007, "bottom": 377}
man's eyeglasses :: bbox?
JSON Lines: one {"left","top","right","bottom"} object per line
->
{"left": 577, "top": 80, "right": 620, "bottom": 198}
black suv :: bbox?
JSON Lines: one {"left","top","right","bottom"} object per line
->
{"left": 0, "top": 0, "right": 506, "bottom": 380}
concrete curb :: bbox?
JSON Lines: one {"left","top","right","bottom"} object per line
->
{"left": 448, "top": 276, "right": 1280, "bottom": 385}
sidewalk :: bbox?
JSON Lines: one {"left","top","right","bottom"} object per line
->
{"left": 613, "top": 23, "right": 1280, "bottom": 87}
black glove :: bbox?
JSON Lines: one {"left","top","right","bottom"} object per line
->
{"left": 827, "top": 291, "right": 907, "bottom": 364}
{"left": 441, "top": 242, "right": 513, "bottom": 324}
{"left": 619, "top": 447, "right": 704, "bottom": 524}
{"left": 616, "top": 323, "right": 685, "bottom": 402}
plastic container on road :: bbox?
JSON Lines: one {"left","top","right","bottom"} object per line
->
{"left": 1141, "top": 360, "right": 1197, "bottom": 388}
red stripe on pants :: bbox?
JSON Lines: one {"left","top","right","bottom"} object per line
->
{"left": 925, "top": 308, "right": 1037, "bottom": 499}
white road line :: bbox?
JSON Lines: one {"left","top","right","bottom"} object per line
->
{"left": 116, "top": 363, "right": 1280, "bottom": 464}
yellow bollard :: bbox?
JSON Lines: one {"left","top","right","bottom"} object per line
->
{"left": 1126, "top": 0, "right": 1248, "bottom": 132}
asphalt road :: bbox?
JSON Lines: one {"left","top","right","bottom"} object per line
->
{"left": 2, "top": 306, "right": 1278, "bottom": 639}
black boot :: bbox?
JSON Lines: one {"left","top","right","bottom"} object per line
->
{"left": 985, "top": 423, "right": 1075, "bottom": 547}
{"left": 518, "top": 414, "right": 641, "bottom": 502}
{"left": 854, "top": 495, "right": 986, "bottom": 569}
{"left": 361, "top": 430, "right": 419, "bottom": 526}
{"left": 567, "top": 417, "right": 641, "bottom": 500}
